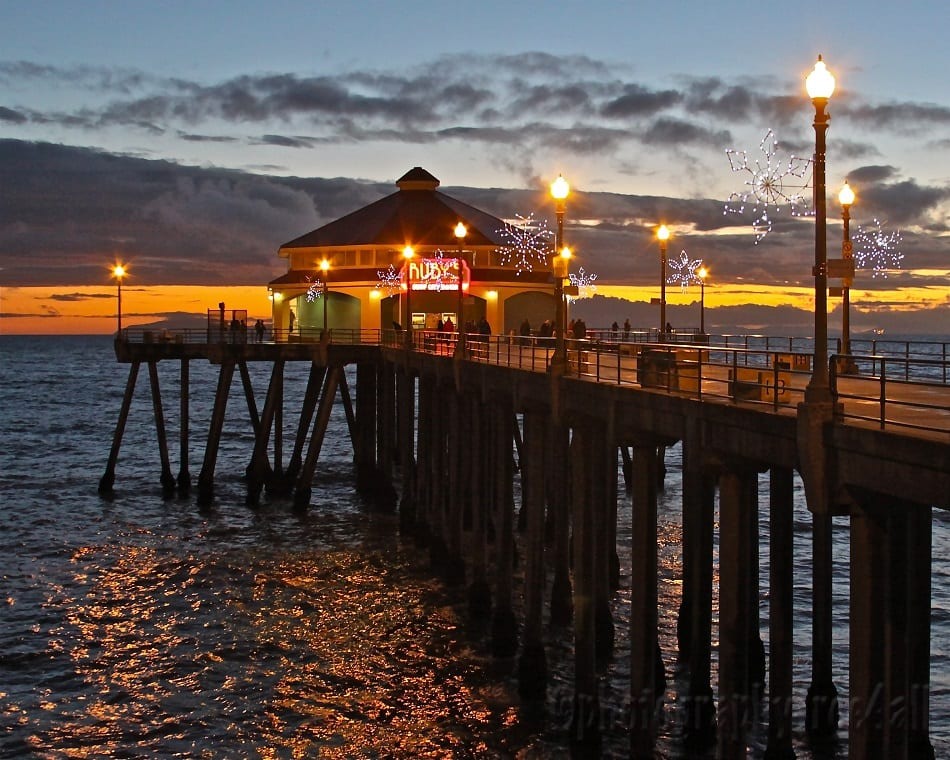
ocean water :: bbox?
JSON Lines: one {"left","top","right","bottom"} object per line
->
{"left": 0, "top": 335, "right": 947, "bottom": 758}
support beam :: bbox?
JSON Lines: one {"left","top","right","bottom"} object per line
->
{"left": 548, "top": 419, "right": 572, "bottom": 626}
{"left": 518, "top": 407, "right": 547, "bottom": 700}
{"left": 287, "top": 362, "right": 325, "bottom": 485}
{"left": 293, "top": 365, "right": 341, "bottom": 509}
{"left": 765, "top": 465, "right": 795, "bottom": 759}
{"left": 490, "top": 396, "right": 518, "bottom": 658}
{"left": 99, "top": 360, "right": 141, "bottom": 494}
{"left": 629, "top": 441, "right": 659, "bottom": 757}
{"left": 681, "top": 426, "right": 717, "bottom": 748}
{"left": 570, "top": 421, "right": 600, "bottom": 751}
{"left": 146, "top": 360, "right": 176, "bottom": 496}
{"left": 197, "top": 360, "right": 236, "bottom": 507}
{"left": 177, "top": 358, "right": 191, "bottom": 494}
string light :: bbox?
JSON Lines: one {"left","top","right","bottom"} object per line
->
{"left": 496, "top": 213, "right": 553, "bottom": 273}
{"left": 567, "top": 267, "right": 598, "bottom": 302}
{"left": 724, "top": 128, "right": 812, "bottom": 243}
{"left": 667, "top": 250, "right": 704, "bottom": 291}
{"left": 853, "top": 219, "right": 904, "bottom": 278}
{"left": 375, "top": 264, "right": 402, "bottom": 294}
{"left": 304, "top": 274, "right": 324, "bottom": 302}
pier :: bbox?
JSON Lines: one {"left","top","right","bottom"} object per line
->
{"left": 100, "top": 327, "right": 949, "bottom": 759}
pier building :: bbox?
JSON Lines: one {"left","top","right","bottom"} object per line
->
{"left": 268, "top": 167, "right": 555, "bottom": 338}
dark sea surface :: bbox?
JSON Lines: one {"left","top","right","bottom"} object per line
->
{"left": 1, "top": 335, "right": 947, "bottom": 758}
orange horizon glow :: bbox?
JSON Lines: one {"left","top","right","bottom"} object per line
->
{"left": 1, "top": 279, "right": 947, "bottom": 335}
{"left": 0, "top": 285, "right": 275, "bottom": 335}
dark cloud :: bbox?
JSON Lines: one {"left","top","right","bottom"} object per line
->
{"left": 48, "top": 292, "right": 115, "bottom": 302}
{"left": 641, "top": 117, "right": 731, "bottom": 148}
{"left": 846, "top": 165, "right": 900, "bottom": 184}
{"left": 178, "top": 131, "right": 239, "bottom": 143}
{"left": 601, "top": 84, "right": 681, "bottom": 118}
{"left": 842, "top": 101, "right": 950, "bottom": 131}
{"left": 0, "top": 106, "right": 26, "bottom": 123}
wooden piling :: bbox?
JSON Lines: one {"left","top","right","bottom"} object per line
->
{"left": 765, "top": 465, "right": 795, "bottom": 759}
{"left": 177, "top": 358, "right": 191, "bottom": 494}
{"left": 681, "top": 424, "right": 717, "bottom": 747}
{"left": 146, "top": 360, "right": 176, "bottom": 495}
{"left": 548, "top": 419, "right": 573, "bottom": 626}
{"left": 849, "top": 499, "right": 886, "bottom": 758}
{"left": 490, "top": 396, "right": 519, "bottom": 658}
{"left": 197, "top": 359, "right": 235, "bottom": 506}
{"left": 293, "top": 365, "right": 341, "bottom": 509}
{"left": 629, "top": 440, "right": 659, "bottom": 757}
{"left": 99, "top": 360, "right": 141, "bottom": 494}
{"left": 517, "top": 406, "right": 547, "bottom": 699}
{"left": 570, "top": 421, "right": 600, "bottom": 750}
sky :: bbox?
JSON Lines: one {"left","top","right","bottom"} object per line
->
{"left": 1, "top": 0, "right": 948, "bottom": 335}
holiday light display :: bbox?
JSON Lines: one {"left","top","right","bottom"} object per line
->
{"left": 724, "top": 129, "right": 812, "bottom": 242}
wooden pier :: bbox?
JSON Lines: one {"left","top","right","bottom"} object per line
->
{"left": 100, "top": 329, "right": 949, "bottom": 759}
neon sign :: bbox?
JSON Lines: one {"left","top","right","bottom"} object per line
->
{"left": 402, "top": 258, "right": 470, "bottom": 291}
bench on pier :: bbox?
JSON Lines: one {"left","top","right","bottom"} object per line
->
{"left": 638, "top": 349, "right": 703, "bottom": 394}
{"left": 728, "top": 366, "right": 789, "bottom": 403}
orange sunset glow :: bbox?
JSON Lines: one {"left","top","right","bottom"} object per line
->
{"left": 1, "top": 285, "right": 275, "bottom": 335}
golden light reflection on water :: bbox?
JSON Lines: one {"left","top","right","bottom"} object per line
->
{"left": 31, "top": 542, "right": 506, "bottom": 757}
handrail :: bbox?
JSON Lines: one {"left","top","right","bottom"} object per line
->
{"left": 115, "top": 326, "right": 949, "bottom": 437}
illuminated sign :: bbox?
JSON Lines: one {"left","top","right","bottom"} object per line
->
{"left": 402, "top": 258, "right": 470, "bottom": 291}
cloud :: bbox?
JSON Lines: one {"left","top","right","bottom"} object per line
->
{"left": 48, "top": 292, "right": 115, "bottom": 302}
{"left": 0, "top": 106, "right": 26, "bottom": 123}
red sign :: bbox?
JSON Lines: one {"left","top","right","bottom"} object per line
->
{"left": 403, "top": 258, "right": 469, "bottom": 291}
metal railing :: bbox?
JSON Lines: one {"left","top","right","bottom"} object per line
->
{"left": 115, "top": 327, "right": 950, "bottom": 436}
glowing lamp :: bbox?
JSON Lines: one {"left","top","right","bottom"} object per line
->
{"left": 656, "top": 225, "right": 670, "bottom": 242}
{"left": 402, "top": 245, "right": 415, "bottom": 260}
{"left": 806, "top": 56, "right": 835, "bottom": 100}
{"left": 454, "top": 222, "right": 467, "bottom": 239}
{"left": 550, "top": 174, "right": 570, "bottom": 201}
{"left": 838, "top": 182, "right": 855, "bottom": 208}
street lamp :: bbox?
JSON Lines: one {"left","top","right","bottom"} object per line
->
{"left": 804, "top": 54, "right": 835, "bottom": 402}
{"left": 696, "top": 265, "right": 708, "bottom": 335}
{"left": 402, "top": 245, "right": 415, "bottom": 349}
{"left": 319, "top": 258, "right": 330, "bottom": 335}
{"left": 550, "top": 174, "right": 570, "bottom": 368}
{"left": 454, "top": 222, "right": 467, "bottom": 357}
{"left": 656, "top": 225, "right": 670, "bottom": 338}
{"left": 112, "top": 264, "right": 126, "bottom": 336}
{"left": 838, "top": 182, "right": 856, "bottom": 371}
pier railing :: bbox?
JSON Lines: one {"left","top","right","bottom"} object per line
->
{"left": 118, "top": 326, "right": 950, "bottom": 436}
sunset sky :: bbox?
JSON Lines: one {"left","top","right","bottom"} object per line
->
{"left": 1, "top": 0, "right": 948, "bottom": 335}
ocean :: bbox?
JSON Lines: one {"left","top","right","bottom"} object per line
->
{"left": 1, "top": 335, "right": 947, "bottom": 758}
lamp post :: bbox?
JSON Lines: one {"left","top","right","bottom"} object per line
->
{"left": 454, "top": 222, "right": 467, "bottom": 357}
{"left": 319, "top": 258, "right": 330, "bottom": 336}
{"left": 801, "top": 54, "right": 840, "bottom": 746}
{"left": 550, "top": 174, "right": 570, "bottom": 368}
{"left": 838, "top": 182, "right": 856, "bottom": 370}
{"left": 112, "top": 264, "right": 126, "bottom": 336}
{"left": 804, "top": 55, "right": 835, "bottom": 402}
{"left": 656, "top": 225, "right": 670, "bottom": 338}
{"left": 696, "top": 265, "right": 708, "bottom": 335}
{"left": 402, "top": 245, "right": 415, "bottom": 349}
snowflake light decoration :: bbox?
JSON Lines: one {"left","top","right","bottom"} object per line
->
{"left": 304, "top": 275, "right": 325, "bottom": 303}
{"left": 853, "top": 219, "right": 903, "bottom": 278}
{"left": 427, "top": 249, "right": 452, "bottom": 291}
{"left": 667, "top": 250, "right": 704, "bottom": 291}
{"left": 724, "top": 129, "right": 813, "bottom": 243}
{"left": 375, "top": 264, "right": 402, "bottom": 295}
{"left": 567, "top": 267, "right": 598, "bottom": 303}
{"left": 496, "top": 213, "right": 553, "bottom": 274}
